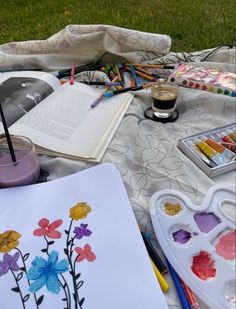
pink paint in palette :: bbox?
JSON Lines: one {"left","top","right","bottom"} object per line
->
{"left": 150, "top": 184, "right": 236, "bottom": 309}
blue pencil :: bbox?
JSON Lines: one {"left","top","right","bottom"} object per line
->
{"left": 129, "top": 64, "right": 140, "bottom": 87}
{"left": 166, "top": 259, "right": 191, "bottom": 309}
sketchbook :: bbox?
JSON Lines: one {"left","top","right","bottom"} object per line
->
{"left": 0, "top": 71, "right": 133, "bottom": 163}
{"left": 0, "top": 163, "right": 168, "bottom": 309}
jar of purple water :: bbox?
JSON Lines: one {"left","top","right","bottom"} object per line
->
{"left": 0, "top": 135, "right": 40, "bottom": 188}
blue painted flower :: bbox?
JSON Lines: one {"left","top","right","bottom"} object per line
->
{"left": 74, "top": 223, "right": 92, "bottom": 239}
{"left": 0, "top": 252, "right": 20, "bottom": 277}
{"left": 27, "top": 251, "right": 69, "bottom": 294}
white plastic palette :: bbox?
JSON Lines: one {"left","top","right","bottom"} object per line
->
{"left": 150, "top": 184, "right": 236, "bottom": 309}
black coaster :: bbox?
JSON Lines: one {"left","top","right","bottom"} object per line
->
{"left": 37, "top": 168, "right": 49, "bottom": 183}
{"left": 144, "top": 107, "right": 179, "bottom": 123}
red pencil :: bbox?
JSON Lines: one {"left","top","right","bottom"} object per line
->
{"left": 180, "top": 279, "right": 200, "bottom": 309}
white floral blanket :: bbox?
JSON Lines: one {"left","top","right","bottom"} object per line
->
{"left": 0, "top": 25, "right": 235, "bottom": 309}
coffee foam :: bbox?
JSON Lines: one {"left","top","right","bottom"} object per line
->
{"left": 152, "top": 87, "right": 177, "bottom": 101}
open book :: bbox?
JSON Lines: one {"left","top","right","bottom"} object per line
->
{"left": 0, "top": 163, "right": 168, "bottom": 309}
{"left": 0, "top": 71, "right": 133, "bottom": 162}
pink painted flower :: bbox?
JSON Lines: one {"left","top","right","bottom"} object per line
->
{"left": 33, "top": 218, "right": 63, "bottom": 239}
{"left": 75, "top": 244, "right": 96, "bottom": 262}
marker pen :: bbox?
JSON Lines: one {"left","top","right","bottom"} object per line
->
{"left": 185, "top": 140, "right": 215, "bottom": 167}
{"left": 199, "top": 136, "right": 235, "bottom": 161}
{"left": 225, "top": 129, "right": 236, "bottom": 142}
{"left": 193, "top": 138, "right": 228, "bottom": 166}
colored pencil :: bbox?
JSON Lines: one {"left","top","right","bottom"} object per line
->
{"left": 126, "top": 62, "right": 175, "bottom": 69}
{"left": 125, "top": 66, "right": 156, "bottom": 81}
{"left": 80, "top": 81, "right": 121, "bottom": 87}
{"left": 150, "top": 258, "right": 170, "bottom": 293}
{"left": 130, "top": 76, "right": 135, "bottom": 87}
{"left": 180, "top": 279, "right": 200, "bottom": 309}
{"left": 129, "top": 64, "right": 140, "bottom": 86}
{"left": 166, "top": 259, "right": 191, "bottom": 309}
{"left": 134, "top": 67, "right": 161, "bottom": 79}
{"left": 90, "top": 76, "right": 119, "bottom": 108}
{"left": 117, "top": 63, "right": 125, "bottom": 86}
{"left": 103, "top": 81, "right": 156, "bottom": 97}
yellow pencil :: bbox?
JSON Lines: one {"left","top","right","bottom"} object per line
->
{"left": 150, "top": 258, "right": 170, "bottom": 293}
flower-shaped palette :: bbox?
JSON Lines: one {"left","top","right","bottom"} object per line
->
{"left": 150, "top": 184, "right": 236, "bottom": 309}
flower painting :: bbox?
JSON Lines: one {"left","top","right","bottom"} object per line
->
{"left": 0, "top": 202, "right": 96, "bottom": 309}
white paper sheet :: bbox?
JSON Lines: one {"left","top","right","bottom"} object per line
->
{"left": 0, "top": 163, "right": 168, "bottom": 309}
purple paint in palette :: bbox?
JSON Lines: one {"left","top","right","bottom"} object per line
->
{"left": 194, "top": 212, "right": 221, "bottom": 233}
{"left": 172, "top": 229, "right": 191, "bottom": 244}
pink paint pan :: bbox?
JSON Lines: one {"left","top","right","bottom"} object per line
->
{"left": 150, "top": 184, "right": 236, "bottom": 309}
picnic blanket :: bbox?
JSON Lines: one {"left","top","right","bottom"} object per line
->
{"left": 0, "top": 25, "right": 235, "bottom": 309}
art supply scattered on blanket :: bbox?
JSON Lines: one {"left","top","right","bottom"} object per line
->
{"left": 55, "top": 62, "right": 103, "bottom": 79}
{"left": 80, "top": 81, "right": 121, "bottom": 87}
{"left": 144, "top": 79, "right": 179, "bottom": 123}
{"left": 150, "top": 258, "right": 170, "bottom": 293}
{"left": 133, "top": 67, "right": 161, "bottom": 79}
{"left": 125, "top": 65, "right": 157, "bottom": 82}
{"left": 168, "top": 63, "right": 236, "bottom": 97}
{"left": 140, "top": 230, "right": 167, "bottom": 275}
{"left": 125, "top": 63, "right": 176, "bottom": 69}
{"left": 69, "top": 61, "right": 75, "bottom": 85}
{"left": 104, "top": 81, "right": 156, "bottom": 97}
{"left": 150, "top": 184, "right": 236, "bottom": 309}
{"left": 166, "top": 259, "right": 191, "bottom": 309}
{"left": 192, "top": 137, "right": 229, "bottom": 166}
{"left": 180, "top": 278, "right": 200, "bottom": 309}
{"left": 90, "top": 76, "right": 119, "bottom": 108}
{"left": 129, "top": 64, "right": 140, "bottom": 86}
{"left": 178, "top": 123, "right": 236, "bottom": 177}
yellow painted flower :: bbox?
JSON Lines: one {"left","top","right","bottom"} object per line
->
{"left": 69, "top": 202, "right": 91, "bottom": 221}
{"left": 0, "top": 230, "right": 21, "bottom": 253}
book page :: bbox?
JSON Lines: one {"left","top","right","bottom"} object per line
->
{"left": 0, "top": 71, "right": 61, "bottom": 132}
{"left": 9, "top": 82, "right": 133, "bottom": 161}
{"left": 0, "top": 163, "right": 168, "bottom": 309}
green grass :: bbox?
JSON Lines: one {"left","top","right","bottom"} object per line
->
{"left": 0, "top": 0, "right": 235, "bottom": 52}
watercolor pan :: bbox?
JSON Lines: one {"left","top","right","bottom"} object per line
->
{"left": 178, "top": 123, "right": 236, "bottom": 177}
{"left": 150, "top": 184, "right": 236, "bottom": 309}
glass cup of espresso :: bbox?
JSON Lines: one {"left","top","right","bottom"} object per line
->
{"left": 151, "top": 79, "right": 178, "bottom": 119}
{"left": 0, "top": 135, "right": 40, "bottom": 188}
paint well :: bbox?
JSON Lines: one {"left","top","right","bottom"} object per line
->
{"left": 172, "top": 229, "right": 191, "bottom": 244}
{"left": 215, "top": 230, "right": 236, "bottom": 260}
{"left": 164, "top": 202, "right": 182, "bottom": 216}
{"left": 191, "top": 250, "right": 216, "bottom": 280}
{"left": 194, "top": 211, "right": 221, "bottom": 233}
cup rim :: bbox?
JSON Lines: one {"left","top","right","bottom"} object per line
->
{"left": 0, "top": 135, "right": 36, "bottom": 167}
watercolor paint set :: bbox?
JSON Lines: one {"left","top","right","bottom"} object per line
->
{"left": 178, "top": 123, "right": 236, "bottom": 177}
{"left": 168, "top": 63, "right": 236, "bottom": 97}
{"left": 150, "top": 184, "right": 236, "bottom": 309}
